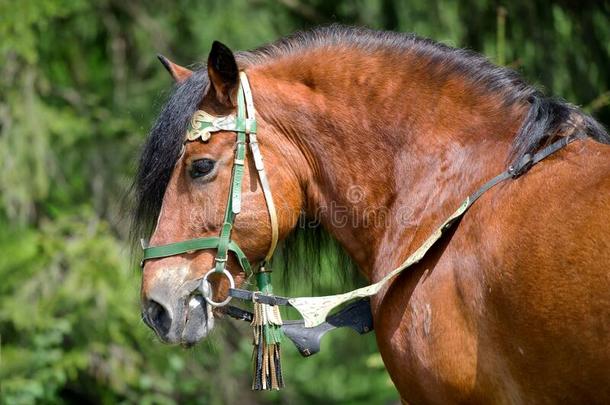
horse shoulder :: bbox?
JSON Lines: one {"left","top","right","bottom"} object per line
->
{"left": 378, "top": 140, "right": 610, "bottom": 403}
{"left": 452, "top": 139, "right": 610, "bottom": 402}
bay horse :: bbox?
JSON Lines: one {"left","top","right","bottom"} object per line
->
{"left": 134, "top": 26, "right": 610, "bottom": 403}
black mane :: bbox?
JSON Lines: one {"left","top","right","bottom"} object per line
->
{"left": 132, "top": 25, "right": 609, "bottom": 253}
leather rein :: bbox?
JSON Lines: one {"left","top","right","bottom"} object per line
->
{"left": 141, "top": 71, "right": 583, "bottom": 328}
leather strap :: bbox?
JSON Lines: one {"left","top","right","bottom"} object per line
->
{"left": 240, "top": 72, "right": 279, "bottom": 264}
{"left": 228, "top": 287, "right": 290, "bottom": 306}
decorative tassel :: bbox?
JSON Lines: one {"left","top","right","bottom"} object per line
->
{"left": 251, "top": 271, "right": 284, "bottom": 390}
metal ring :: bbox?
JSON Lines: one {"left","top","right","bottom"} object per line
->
{"left": 202, "top": 268, "right": 235, "bottom": 307}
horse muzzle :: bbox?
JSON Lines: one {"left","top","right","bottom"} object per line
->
{"left": 141, "top": 265, "right": 214, "bottom": 346}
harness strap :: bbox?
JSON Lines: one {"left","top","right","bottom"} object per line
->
{"left": 240, "top": 72, "right": 279, "bottom": 264}
{"left": 229, "top": 134, "right": 583, "bottom": 327}
{"left": 229, "top": 285, "right": 291, "bottom": 306}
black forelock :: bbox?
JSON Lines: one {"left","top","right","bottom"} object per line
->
{"left": 131, "top": 69, "right": 209, "bottom": 242}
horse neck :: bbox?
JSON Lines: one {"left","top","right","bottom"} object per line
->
{"left": 248, "top": 50, "right": 526, "bottom": 279}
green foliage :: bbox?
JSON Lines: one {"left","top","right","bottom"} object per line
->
{"left": 0, "top": 0, "right": 608, "bottom": 403}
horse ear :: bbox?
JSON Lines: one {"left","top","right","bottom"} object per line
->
{"left": 157, "top": 55, "right": 193, "bottom": 83}
{"left": 207, "top": 41, "right": 239, "bottom": 107}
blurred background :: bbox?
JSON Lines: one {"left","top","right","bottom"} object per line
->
{"left": 1, "top": 0, "right": 608, "bottom": 404}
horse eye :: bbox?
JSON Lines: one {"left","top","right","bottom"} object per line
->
{"left": 190, "top": 158, "right": 216, "bottom": 179}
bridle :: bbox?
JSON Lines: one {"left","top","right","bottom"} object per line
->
{"left": 141, "top": 72, "right": 278, "bottom": 307}
{"left": 141, "top": 74, "right": 289, "bottom": 390}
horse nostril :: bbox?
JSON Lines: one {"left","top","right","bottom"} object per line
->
{"left": 146, "top": 299, "right": 172, "bottom": 337}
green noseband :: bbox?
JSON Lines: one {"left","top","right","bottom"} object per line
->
{"left": 142, "top": 237, "right": 251, "bottom": 274}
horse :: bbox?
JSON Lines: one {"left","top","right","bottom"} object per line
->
{"left": 134, "top": 26, "right": 610, "bottom": 403}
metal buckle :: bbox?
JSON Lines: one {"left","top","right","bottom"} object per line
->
{"left": 214, "top": 256, "right": 228, "bottom": 270}
{"left": 251, "top": 291, "right": 259, "bottom": 303}
{"left": 202, "top": 268, "right": 235, "bottom": 307}
{"left": 509, "top": 153, "right": 533, "bottom": 178}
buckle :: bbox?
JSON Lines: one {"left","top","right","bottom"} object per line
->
{"left": 509, "top": 153, "right": 533, "bottom": 178}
